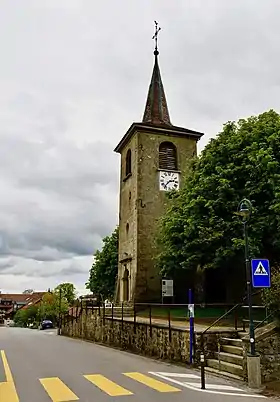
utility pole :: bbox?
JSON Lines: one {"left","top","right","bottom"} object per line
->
{"left": 58, "top": 287, "right": 62, "bottom": 336}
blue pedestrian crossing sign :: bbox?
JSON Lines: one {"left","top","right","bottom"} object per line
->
{"left": 251, "top": 259, "right": 271, "bottom": 288}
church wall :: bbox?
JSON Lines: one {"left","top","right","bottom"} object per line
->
{"left": 117, "top": 135, "right": 139, "bottom": 302}
{"left": 135, "top": 129, "right": 198, "bottom": 302}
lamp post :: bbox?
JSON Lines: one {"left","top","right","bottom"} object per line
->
{"left": 238, "top": 198, "right": 255, "bottom": 355}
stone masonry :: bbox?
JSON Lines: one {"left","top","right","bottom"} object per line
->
{"left": 61, "top": 308, "right": 235, "bottom": 366}
{"left": 114, "top": 46, "right": 203, "bottom": 304}
{"left": 242, "top": 322, "right": 280, "bottom": 383}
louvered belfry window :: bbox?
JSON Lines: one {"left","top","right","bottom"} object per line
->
{"left": 159, "top": 142, "right": 177, "bottom": 170}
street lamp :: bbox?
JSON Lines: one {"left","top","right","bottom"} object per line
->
{"left": 237, "top": 198, "right": 255, "bottom": 355}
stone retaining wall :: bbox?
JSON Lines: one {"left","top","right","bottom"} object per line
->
{"left": 242, "top": 322, "right": 280, "bottom": 383}
{"left": 61, "top": 309, "right": 236, "bottom": 365}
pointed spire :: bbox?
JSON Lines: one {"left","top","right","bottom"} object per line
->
{"left": 142, "top": 22, "right": 172, "bottom": 126}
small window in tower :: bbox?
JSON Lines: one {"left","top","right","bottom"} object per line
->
{"left": 126, "top": 222, "right": 129, "bottom": 234}
{"left": 125, "top": 149, "right": 132, "bottom": 176}
{"left": 159, "top": 142, "right": 177, "bottom": 170}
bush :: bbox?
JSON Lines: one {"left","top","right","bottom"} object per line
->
{"left": 262, "top": 267, "right": 280, "bottom": 321}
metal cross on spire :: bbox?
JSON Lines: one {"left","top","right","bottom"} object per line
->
{"left": 152, "top": 20, "right": 161, "bottom": 55}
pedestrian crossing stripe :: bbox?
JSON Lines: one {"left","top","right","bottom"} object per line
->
{"left": 254, "top": 262, "right": 268, "bottom": 275}
{"left": 39, "top": 378, "right": 79, "bottom": 401}
{"left": 0, "top": 367, "right": 266, "bottom": 401}
{"left": 84, "top": 374, "right": 133, "bottom": 396}
{"left": 124, "top": 372, "right": 181, "bottom": 392}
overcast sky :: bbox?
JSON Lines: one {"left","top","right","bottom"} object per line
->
{"left": 1, "top": 0, "right": 280, "bottom": 294}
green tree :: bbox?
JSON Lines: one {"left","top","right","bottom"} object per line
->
{"left": 14, "top": 305, "right": 39, "bottom": 327}
{"left": 157, "top": 110, "right": 280, "bottom": 277}
{"left": 38, "top": 292, "right": 68, "bottom": 324}
{"left": 54, "top": 283, "right": 76, "bottom": 305}
{"left": 86, "top": 227, "right": 119, "bottom": 300}
{"left": 262, "top": 267, "right": 280, "bottom": 320}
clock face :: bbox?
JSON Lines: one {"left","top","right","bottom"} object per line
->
{"left": 159, "top": 171, "right": 180, "bottom": 191}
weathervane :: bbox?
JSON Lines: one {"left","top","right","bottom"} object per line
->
{"left": 152, "top": 20, "right": 161, "bottom": 55}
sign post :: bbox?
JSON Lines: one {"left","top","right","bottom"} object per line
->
{"left": 188, "top": 289, "right": 194, "bottom": 364}
{"left": 251, "top": 259, "right": 271, "bottom": 288}
{"left": 162, "top": 279, "right": 173, "bottom": 303}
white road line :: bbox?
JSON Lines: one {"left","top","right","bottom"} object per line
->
{"left": 153, "top": 372, "right": 199, "bottom": 379}
{"left": 149, "top": 372, "right": 266, "bottom": 398}
{"left": 184, "top": 383, "right": 243, "bottom": 391}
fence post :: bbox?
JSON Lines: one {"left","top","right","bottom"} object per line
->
{"left": 76, "top": 301, "right": 78, "bottom": 320}
{"left": 149, "top": 305, "right": 152, "bottom": 337}
{"left": 58, "top": 287, "right": 62, "bottom": 335}
{"left": 121, "top": 302, "right": 124, "bottom": 330}
{"left": 188, "top": 289, "right": 195, "bottom": 364}
{"left": 234, "top": 309, "right": 238, "bottom": 330}
{"left": 80, "top": 299, "right": 83, "bottom": 337}
{"left": 200, "top": 334, "right": 206, "bottom": 390}
{"left": 134, "top": 304, "right": 136, "bottom": 333}
{"left": 168, "top": 308, "right": 171, "bottom": 342}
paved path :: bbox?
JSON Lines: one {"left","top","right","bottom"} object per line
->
{"left": 127, "top": 314, "right": 235, "bottom": 332}
{"left": 0, "top": 327, "right": 274, "bottom": 401}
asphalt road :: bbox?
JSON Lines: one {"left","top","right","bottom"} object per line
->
{"left": 0, "top": 327, "right": 276, "bottom": 402}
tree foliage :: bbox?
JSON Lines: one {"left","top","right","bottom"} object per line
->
{"left": 14, "top": 285, "right": 71, "bottom": 327}
{"left": 54, "top": 282, "right": 76, "bottom": 305}
{"left": 157, "top": 110, "right": 280, "bottom": 277}
{"left": 86, "top": 227, "right": 119, "bottom": 300}
{"left": 14, "top": 305, "right": 39, "bottom": 327}
{"left": 38, "top": 292, "right": 68, "bottom": 323}
{"left": 262, "top": 267, "right": 280, "bottom": 318}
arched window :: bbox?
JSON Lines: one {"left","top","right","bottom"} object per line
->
{"left": 125, "top": 149, "right": 132, "bottom": 176}
{"left": 159, "top": 142, "right": 177, "bottom": 170}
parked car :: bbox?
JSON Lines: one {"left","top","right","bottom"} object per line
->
{"left": 40, "top": 320, "right": 53, "bottom": 330}
{"left": 5, "top": 319, "right": 14, "bottom": 327}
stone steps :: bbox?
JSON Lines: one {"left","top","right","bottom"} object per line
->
{"left": 221, "top": 337, "right": 243, "bottom": 347}
{"left": 221, "top": 344, "right": 243, "bottom": 356}
{"left": 205, "top": 367, "right": 244, "bottom": 381}
{"left": 214, "top": 351, "right": 243, "bottom": 365}
{"left": 205, "top": 336, "right": 245, "bottom": 380}
{"left": 207, "top": 358, "right": 243, "bottom": 377}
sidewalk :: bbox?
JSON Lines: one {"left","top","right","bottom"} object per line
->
{"left": 109, "top": 314, "right": 237, "bottom": 333}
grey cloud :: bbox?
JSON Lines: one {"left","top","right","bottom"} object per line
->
{"left": 0, "top": 256, "right": 91, "bottom": 279}
{"left": 1, "top": 0, "right": 280, "bottom": 291}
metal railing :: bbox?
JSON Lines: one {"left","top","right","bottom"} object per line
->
{"left": 199, "top": 290, "right": 263, "bottom": 389}
{"left": 254, "top": 310, "right": 275, "bottom": 330}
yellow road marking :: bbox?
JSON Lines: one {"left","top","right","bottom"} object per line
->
{"left": 40, "top": 377, "right": 79, "bottom": 401}
{"left": 84, "top": 374, "right": 133, "bottom": 396}
{"left": 124, "top": 372, "right": 181, "bottom": 393}
{"left": 0, "top": 350, "right": 19, "bottom": 402}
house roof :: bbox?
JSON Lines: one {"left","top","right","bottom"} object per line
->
{"left": 0, "top": 292, "right": 46, "bottom": 304}
{"left": 21, "top": 297, "right": 42, "bottom": 310}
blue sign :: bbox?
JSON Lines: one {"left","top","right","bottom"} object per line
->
{"left": 251, "top": 259, "right": 271, "bottom": 288}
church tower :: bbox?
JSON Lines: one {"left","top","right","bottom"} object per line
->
{"left": 114, "top": 23, "right": 204, "bottom": 303}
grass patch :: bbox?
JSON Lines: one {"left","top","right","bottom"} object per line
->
{"left": 138, "top": 306, "right": 268, "bottom": 325}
